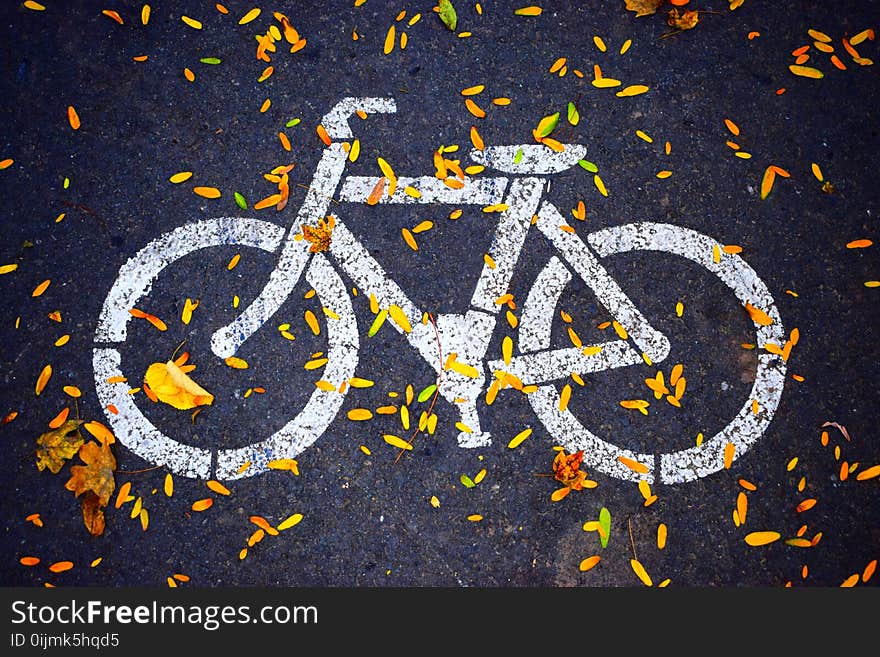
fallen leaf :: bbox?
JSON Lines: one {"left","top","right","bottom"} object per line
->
{"left": 667, "top": 8, "right": 699, "bottom": 30}
{"left": 552, "top": 449, "right": 587, "bottom": 489}
{"left": 744, "top": 530, "right": 781, "bottom": 546}
{"left": 35, "top": 420, "right": 84, "bottom": 474}
{"left": 598, "top": 507, "right": 611, "bottom": 548}
{"left": 144, "top": 360, "right": 214, "bottom": 410}
{"left": 630, "top": 558, "right": 653, "bottom": 586}
{"left": 579, "top": 555, "right": 600, "bottom": 571}
{"left": 438, "top": 0, "right": 457, "bottom": 31}
{"left": 624, "top": 0, "right": 663, "bottom": 17}
{"left": 821, "top": 421, "right": 850, "bottom": 442}
{"left": 302, "top": 215, "right": 335, "bottom": 253}
{"left": 65, "top": 439, "right": 116, "bottom": 536}
{"left": 744, "top": 302, "right": 773, "bottom": 326}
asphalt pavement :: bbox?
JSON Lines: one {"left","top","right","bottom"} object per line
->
{"left": 1, "top": 0, "right": 878, "bottom": 592}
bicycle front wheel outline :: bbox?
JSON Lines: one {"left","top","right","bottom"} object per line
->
{"left": 518, "top": 222, "right": 787, "bottom": 485}
{"left": 92, "top": 217, "right": 359, "bottom": 480}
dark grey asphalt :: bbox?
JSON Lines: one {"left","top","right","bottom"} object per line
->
{"left": 1, "top": 0, "right": 878, "bottom": 589}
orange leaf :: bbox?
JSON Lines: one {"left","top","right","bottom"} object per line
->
{"left": 48, "top": 560, "right": 74, "bottom": 573}
{"left": 550, "top": 486, "right": 571, "bottom": 502}
{"left": 744, "top": 302, "right": 773, "bottom": 326}
{"left": 35, "top": 364, "right": 52, "bottom": 395}
{"left": 191, "top": 498, "right": 214, "bottom": 512}
{"left": 20, "top": 556, "right": 40, "bottom": 566}
{"left": 617, "top": 455, "right": 648, "bottom": 473}
{"left": 744, "top": 531, "right": 781, "bottom": 546}
{"left": 367, "top": 177, "right": 386, "bottom": 205}
{"left": 759, "top": 167, "right": 777, "bottom": 200}
{"left": 856, "top": 464, "right": 880, "bottom": 481}
{"left": 579, "top": 555, "right": 600, "bottom": 572}
{"left": 67, "top": 105, "right": 81, "bottom": 130}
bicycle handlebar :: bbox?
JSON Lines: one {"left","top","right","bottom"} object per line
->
{"left": 321, "top": 97, "right": 397, "bottom": 140}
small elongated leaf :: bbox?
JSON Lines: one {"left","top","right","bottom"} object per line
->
{"left": 234, "top": 192, "right": 247, "bottom": 209}
{"left": 368, "top": 308, "right": 388, "bottom": 337}
{"left": 460, "top": 474, "right": 475, "bottom": 488}
{"left": 438, "top": 0, "right": 457, "bottom": 31}
{"left": 567, "top": 101, "right": 579, "bottom": 126}
{"left": 418, "top": 384, "right": 437, "bottom": 403}
{"left": 534, "top": 112, "right": 560, "bottom": 139}
{"left": 200, "top": 57, "right": 222, "bottom": 64}
{"left": 598, "top": 507, "right": 611, "bottom": 548}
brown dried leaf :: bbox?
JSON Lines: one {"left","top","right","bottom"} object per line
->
{"left": 65, "top": 440, "right": 116, "bottom": 508}
{"left": 302, "top": 215, "right": 335, "bottom": 253}
{"left": 624, "top": 0, "right": 663, "bottom": 17}
{"left": 35, "top": 420, "right": 84, "bottom": 474}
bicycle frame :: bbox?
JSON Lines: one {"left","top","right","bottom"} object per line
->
{"left": 210, "top": 97, "right": 671, "bottom": 448}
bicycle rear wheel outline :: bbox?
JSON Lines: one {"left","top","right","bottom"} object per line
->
{"left": 518, "top": 222, "right": 787, "bottom": 484}
{"left": 92, "top": 217, "right": 359, "bottom": 480}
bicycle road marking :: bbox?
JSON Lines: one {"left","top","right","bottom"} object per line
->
{"left": 93, "top": 218, "right": 360, "bottom": 479}
{"left": 94, "top": 96, "right": 786, "bottom": 482}
{"left": 513, "top": 222, "right": 786, "bottom": 484}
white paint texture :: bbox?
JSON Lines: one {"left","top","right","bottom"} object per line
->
{"left": 95, "top": 98, "right": 786, "bottom": 483}
{"left": 516, "top": 223, "right": 786, "bottom": 483}
{"left": 93, "top": 217, "right": 356, "bottom": 479}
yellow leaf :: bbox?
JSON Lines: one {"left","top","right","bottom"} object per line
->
{"left": 224, "top": 356, "right": 249, "bottom": 369}
{"left": 388, "top": 305, "right": 412, "bottom": 333}
{"left": 383, "top": 434, "right": 412, "bottom": 450}
{"left": 789, "top": 65, "right": 824, "bottom": 79}
{"left": 267, "top": 458, "right": 299, "bottom": 475}
{"left": 630, "top": 558, "right": 653, "bottom": 586}
{"left": 616, "top": 85, "right": 649, "bottom": 97}
{"left": 35, "top": 420, "right": 84, "bottom": 474}
{"left": 624, "top": 0, "right": 662, "bottom": 17}
{"left": 514, "top": 6, "right": 542, "bottom": 16}
{"left": 144, "top": 361, "right": 214, "bottom": 410}
{"left": 277, "top": 513, "right": 303, "bottom": 531}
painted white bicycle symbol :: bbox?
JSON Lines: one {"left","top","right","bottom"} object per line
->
{"left": 93, "top": 97, "right": 787, "bottom": 484}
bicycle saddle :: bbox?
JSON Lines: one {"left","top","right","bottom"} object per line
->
{"left": 470, "top": 144, "right": 588, "bottom": 175}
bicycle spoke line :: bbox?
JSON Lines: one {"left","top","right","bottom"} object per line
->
{"left": 210, "top": 145, "right": 350, "bottom": 359}
{"left": 535, "top": 202, "right": 671, "bottom": 364}
{"left": 489, "top": 342, "right": 641, "bottom": 385}
{"left": 470, "top": 178, "right": 544, "bottom": 312}
{"left": 215, "top": 255, "right": 359, "bottom": 480}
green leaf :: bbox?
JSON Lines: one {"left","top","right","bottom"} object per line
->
{"left": 367, "top": 309, "right": 388, "bottom": 337}
{"left": 598, "top": 507, "right": 611, "bottom": 548}
{"left": 459, "top": 474, "right": 475, "bottom": 488}
{"left": 417, "top": 383, "right": 437, "bottom": 403}
{"left": 200, "top": 57, "right": 222, "bottom": 65}
{"left": 578, "top": 159, "right": 598, "bottom": 173}
{"left": 534, "top": 112, "right": 560, "bottom": 139}
{"left": 438, "top": 0, "right": 457, "bottom": 31}
{"left": 234, "top": 192, "right": 247, "bottom": 210}
{"left": 567, "top": 101, "right": 579, "bottom": 126}
{"left": 513, "top": 147, "right": 524, "bottom": 164}
{"left": 285, "top": 118, "right": 301, "bottom": 128}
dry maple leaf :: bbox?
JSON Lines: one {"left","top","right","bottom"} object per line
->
{"left": 302, "top": 215, "right": 335, "bottom": 253}
{"left": 144, "top": 360, "right": 214, "bottom": 410}
{"left": 35, "top": 420, "right": 84, "bottom": 474}
{"left": 65, "top": 439, "right": 116, "bottom": 536}
{"left": 667, "top": 8, "right": 699, "bottom": 29}
{"left": 553, "top": 449, "right": 588, "bottom": 490}
{"left": 624, "top": 0, "right": 664, "bottom": 17}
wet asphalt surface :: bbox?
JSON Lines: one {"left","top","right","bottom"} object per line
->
{"left": 0, "top": 0, "right": 878, "bottom": 590}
